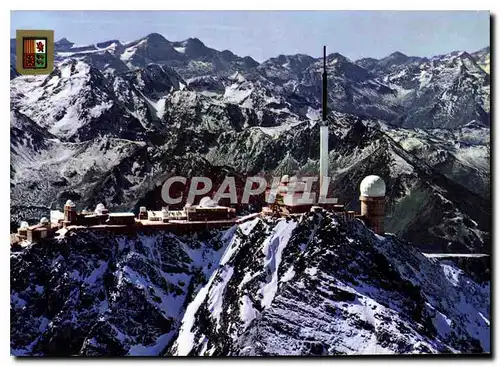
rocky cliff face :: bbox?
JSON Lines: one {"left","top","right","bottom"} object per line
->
{"left": 169, "top": 212, "right": 489, "bottom": 356}
{"left": 10, "top": 29, "right": 490, "bottom": 358}
{"left": 11, "top": 228, "right": 235, "bottom": 356}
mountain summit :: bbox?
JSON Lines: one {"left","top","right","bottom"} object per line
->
{"left": 11, "top": 211, "right": 490, "bottom": 355}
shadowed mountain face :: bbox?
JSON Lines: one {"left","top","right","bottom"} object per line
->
{"left": 11, "top": 212, "right": 489, "bottom": 355}
{"left": 205, "top": 115, "right": 490, "bottom": 253}
{"left": 10, "top": 34, "right": 490, "bottom": 254}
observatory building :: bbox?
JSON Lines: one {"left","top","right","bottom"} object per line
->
{"left": 63, "top": 199, "right": 77, "bottom": 226}
{"left": 184, "top": 197, "right": 237, "bottom": 221}
{"left": 359, "top": 175, "right": 386, "bottom": 235}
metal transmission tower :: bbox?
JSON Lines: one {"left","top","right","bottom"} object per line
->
{"left": 319, "top": 46, "right": 329, "bottom": 198}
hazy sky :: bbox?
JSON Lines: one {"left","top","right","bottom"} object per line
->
{"left": 10, "top": 11, "right": 490, "bottom": 62}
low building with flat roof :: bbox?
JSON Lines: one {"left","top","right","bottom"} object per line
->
{"left": 106, "top": 212, "right": 136, "bottom": 225}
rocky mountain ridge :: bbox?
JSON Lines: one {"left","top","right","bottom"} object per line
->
{"left": 11, "top": 33, "right": 490, "bottom": 128}
{"left": 11, "top": 211, "right": 490, "bottom": 355}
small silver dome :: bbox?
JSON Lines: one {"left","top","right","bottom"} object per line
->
{"left": 199, "top": 196, "right": 216, "bottom": 208}
{"left": 20, "top": 221, "right": 29, "bottom": 229}
{"left": 65, "top": 200, "right": 76, "bottom": 207}
{"left": 40, "top": 217, "right": 49, "bottom": 224}
{"left": 360, "top": 175, "right": 386, "bottom": 197}
{"left": 95, "top": 203, "right": 107, "bottom": 215}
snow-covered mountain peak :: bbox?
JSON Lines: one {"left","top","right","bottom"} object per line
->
{"left": 120, "top": 33, "right": 184, "bottom": 70}
{"left": 9, "top": 34, "right": 491, "bottom": 252}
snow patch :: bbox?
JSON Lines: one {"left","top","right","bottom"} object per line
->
{"left": 208, "top": 266, "right": 234, "bottom": 330}
{"left": 442, "top": 264, "right": 462, "bottom": 286}
{"left": 258, "top": 219, "right": 298, "bottom": 308}
{"left": 281, "top": 266, "right": 295, "bottom": 283}
{"left": 239, "top": 295, "right": 258, "bottom": 330}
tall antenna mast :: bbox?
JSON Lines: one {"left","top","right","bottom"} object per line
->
{"left": 319, "top": 46, "right": 329, "bottom": 200}
{"left": 322, "top": 45, "right": 328, "bottom": 123}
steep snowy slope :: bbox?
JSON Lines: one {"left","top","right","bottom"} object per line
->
{"left": 379, "top": 51, "right": 490, "bottom": 129}
{"left": 10, "top": 109, "right": 58, "bottom": 163}
{"left": 9, "top": 35, "right": 491, "bottom": 254}
{"left": 356, "top": 51, "right": 426, "bottom": 76}
{"left": 120, "top": 33, "right": 186, "bottom": 70}
{"left": 11, "top": 228, "right": 236, "bottom": 356}
{"left": 10, "top": 59, "right": 147, "bottom": 142}
{"left": 170, "top": 211, "right": 489, "bottom": 355}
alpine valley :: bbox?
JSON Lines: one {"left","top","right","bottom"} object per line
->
{"left": 10, "top": 33, "right": 491, "bottom": 356}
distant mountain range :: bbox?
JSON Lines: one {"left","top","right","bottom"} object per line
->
{"left": 10, "top": 33, "right": 490, "bottom": 254}
{"left": 11, "top": 34, "right": 490, "bottom": 129}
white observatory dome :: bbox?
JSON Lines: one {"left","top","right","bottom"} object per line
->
{"left": 40, "top": 217, "right": 49, "bottom": 224}
{"left": 280, "top": 175, "right": 290, "bottom": 184}
{"left": 95, "top": 203, "right": 106, "bottom": 215}
{"left": 199, "top": 196, "right": 216, "bottom": 208}
{"left": 65, "top": 199, "right": 76, "bottom": 207}
{"left": 360, "top": 175, "right": 386, "bottom": 197}
{"left": 20, "top": 221, "right": 29, "bottom": 229}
